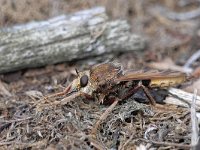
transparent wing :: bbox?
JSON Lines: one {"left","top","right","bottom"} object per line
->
{"left": 114, "top": 69, "right": 187, "bottom": 88}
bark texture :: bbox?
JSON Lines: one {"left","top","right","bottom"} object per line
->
{"left": 0, "top": 7, "right": 145, "bottom": 73}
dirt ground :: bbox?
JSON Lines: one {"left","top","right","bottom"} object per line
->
{"left": 0, "top": 0, "right": 200, "bottom": 149}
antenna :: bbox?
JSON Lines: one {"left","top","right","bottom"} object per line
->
{"left": 75, "top": 68, "right": 79, "bottom": 76}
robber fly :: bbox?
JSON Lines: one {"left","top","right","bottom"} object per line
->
{"left": 48, "top": 62, "right": 186, "bottom": 105}
{"left": 46, "top": 62, "right": 187, "bottom": 134}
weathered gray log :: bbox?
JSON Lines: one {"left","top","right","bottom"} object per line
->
{"left": 0, "top": 7, "right": 145, "bottom": 73}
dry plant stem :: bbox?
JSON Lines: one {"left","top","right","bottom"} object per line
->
{"left": 0, "top": 80, "right": 12, "bottom": 96}
{"left": 1, "top": 117, "right": 32, "bottom": 123}
{"left": 119, "top": 132, "right": 135, "bottom": 150}
{"left": 166, "top": 88, "right": 200, "bottom": 109}
{"left": 178, "top": 0, "right": 198, "bottom": 7}
{"left": 91, "top": 99, "right": 119, "bottom": 135}
{"left": 150, "top": 114, "right": 174, "bottom": 121}
{"left": 155, "top": 5, "right": 200, "bottom": 21}
{"left": 184, "top": 49, "right": 200, "bottom": 72}
{"left": 191, "top": 89, "right": 199, "bottom": 147}
{"left": 140, "top": 138, "right": 191, "bottom": 149}
{"left": 0, "top": 141, "right": 15, "bottom": 146}
{"left": 87, "top": 137, "right": 105, "bottom": 150}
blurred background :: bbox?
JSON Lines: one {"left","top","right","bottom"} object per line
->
{"left": 1, "top": 0, "right": 200, "bottom": 91}
{"left": 1, "top": 0, "right": 200, "bottom": 88}
{"left": 1, "top": 0, "right": 199, "bottom": 67}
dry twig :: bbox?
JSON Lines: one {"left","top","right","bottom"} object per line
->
{"left": 184, "top": 49, "right": 200, "bottom": 72}
{"left": 191, "top": 89, "right": 199, "bottom": 147}
{"left": 165, "top": 88, "right": 200, "bottom": 109}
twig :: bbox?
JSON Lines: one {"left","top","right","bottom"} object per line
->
{"left": 0, "top": 80, "right": 12, "bottom": 97}
{"left": 178, "top": 0, "right": 200, "bottom": 7}
{"left": 87, "top": 137, "right": 105, "bottom": 150}
{"left": 0, "top": 117, "right": 32, "bottom": 123}
{"left": 165, "top": 88, "right": 200, "bottom": 109}
{"left": 0, "top": 141, "right": 14, "bottom": 146}
{"left": 119, "top": 132, "right": 135, "bottom": 150}
{"left": 144, "top": 124, "right": 157, "bottom": 139}
{"left": 184, "top": 49, "right": 200, "bottom": 72}
{"left": 191, "top": 89, "right": 199, "bottom": 148}
{"left": 139, "top": 138, "right": 191, "bottom": 149}
{"left": 154, "top": 5, "right": 200, "bottom": 21}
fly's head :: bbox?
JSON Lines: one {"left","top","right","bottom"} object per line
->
{"left": 67, "top": 70, "right": 95, "bottom": 96}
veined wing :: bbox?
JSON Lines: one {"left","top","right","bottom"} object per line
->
{"left": 114, "top": 69, "right": 187, "bottom": 88}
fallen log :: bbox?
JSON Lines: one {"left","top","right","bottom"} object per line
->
{"left": 0, "top": 7, "right": 145, "bottom": 73}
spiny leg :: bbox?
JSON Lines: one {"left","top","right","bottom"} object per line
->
{"left": 140, "top": 85, "right": 177, "bottom": 111}
{"left": 37, "top": 83, "right": 76, "bottom": 110}
{"left": 37, "top": 92, "right": 88, "bottom": 111}
{"left": 90, "top": 86, "right": 156, "bottom": 137}
{"left": 140, "top": 85, "right": 156, "bottom": 106}
{"left": 59, "top": 92, "right": 92, "bottom": 105}
{"left": 91, "top": 99, "right": 119, "bottom": 136}
{"left": 46, "top": 83, "right": 72, "bottom": 98}
{"left": 120, "top": 84, "right": 156, "bottom": 106}
{"left": 52, "top": 92, "right": 81, "bottom": 105}
{"left": 90, "top": 85, "right": 156, "bottom": 137}
{"left": 39, "top": 83, "right": 73, "bottom": 106}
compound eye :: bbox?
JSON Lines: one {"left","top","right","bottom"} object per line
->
{"left": 80, "top": 75, "right": 88, "bottom": 87}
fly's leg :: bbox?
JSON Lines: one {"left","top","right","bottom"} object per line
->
{"left": 91, "top": 86, "right": 156, "bottom": 137}
{"left": 59, "top": 92, "right": 92, "bottom": 105}
{"left": 39, "top": 83, "right": 73, "bottom": 107}
{"left": 140, "top": 85, "right": 156, "bottom": 106}
{"left": 123, "top": 84, "right": 176, "bottom": 111}
{"left": 46, "top": 83, "right": 72, "bottom": 98}
{"left": 138, "top": 85, "right": 178, "bottom": 111}
{"left": 121, "top": 84, "right": 156, "bottom": 106}
{"left": 54, "top": 92, "right": 81, "bottom": 105}
{"left": 91, "top": 99, "right": 119, "bottom": 136}
{"left": 37, "top": 92, "right": 91, "bottom": 111}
